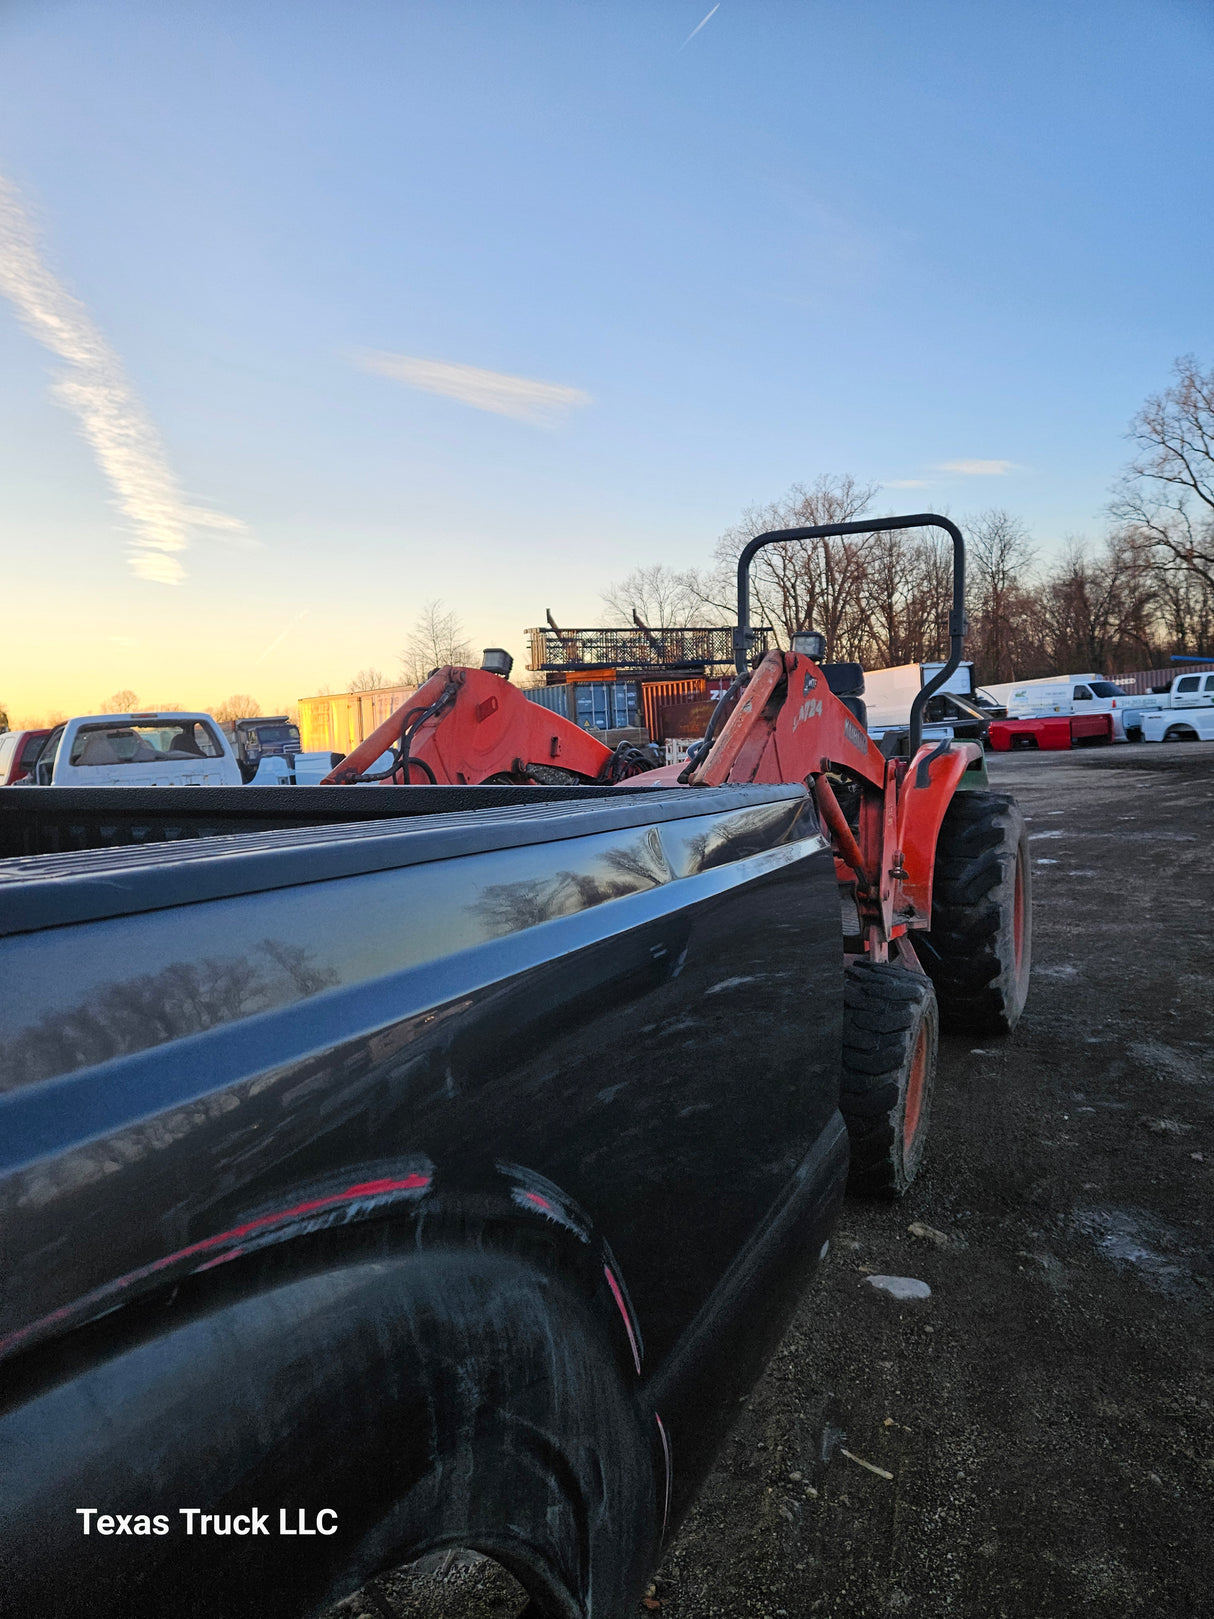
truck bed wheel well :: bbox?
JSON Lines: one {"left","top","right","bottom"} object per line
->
{"left": 0, "top": 1251, "right": 660, "bottom": 1619}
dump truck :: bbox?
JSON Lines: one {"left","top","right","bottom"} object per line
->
{"left": 0, "top": 516, "right": 1031, "bottom": 1619}
{"left": 225, "top": 714, "right": 303, "bottom": 779}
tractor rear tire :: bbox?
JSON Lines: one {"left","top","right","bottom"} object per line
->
{"left": 915, "top": 790, "right": 1031, "bottom": 1035}
{"left": 840, "top": 962, "right": 938, "bottom": 1198}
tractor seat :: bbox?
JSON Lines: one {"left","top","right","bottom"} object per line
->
{"left": 821, "top": 662, "right": 865, "bottom": 697}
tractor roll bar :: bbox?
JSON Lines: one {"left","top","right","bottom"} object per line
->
{"left": 734, "top": 513, "right": 968, "bottom": 757}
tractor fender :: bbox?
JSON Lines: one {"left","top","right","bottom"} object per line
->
{"left": 895, "top": 741, "right": 982, "bottom": 921}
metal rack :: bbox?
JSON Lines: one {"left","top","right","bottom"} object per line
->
{"left": 526, "top": 624, "right": 771, "bottom": 673}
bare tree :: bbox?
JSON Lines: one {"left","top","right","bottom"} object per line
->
{"left": 100, "top": 689, "right": 140, "bottom": 714}
{"left": 712, "top": 476, "right": 881, "bottom": 656}
{"left": 1040, "top": 536, "right": 1156, "bottom": 675}
{"left": 965, "top": 509, "right": 1039, "bottom": 682}
{"left": 1148, "top": 555, "right": 1214, "bottom": 656}
{"left": 857, "top": 527, "right": 952, "bottom": 667}
{"left": 586, "top": 468, "right": 1214, "bottom": 687}
{"left": 398, "top": 600, "right": 473, "bottom": 686}
{"left": 600, "top": 564, "right": 704, "bottom": 630}
{"left": 213, "top": 694, "right": 262, "bottom": 725}
{"left": 1110, "top": 355, "right": 1214, "bottom": 599}
{"left": 348, "top": 667, "right": 388, "bottom": 691}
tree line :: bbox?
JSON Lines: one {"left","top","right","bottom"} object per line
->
{"left": 602, "top": 357, "right": 1214, "bottom": 684}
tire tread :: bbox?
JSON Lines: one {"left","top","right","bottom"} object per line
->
{"left": 840, "top": 961, "right": 937, "bottom": 1196}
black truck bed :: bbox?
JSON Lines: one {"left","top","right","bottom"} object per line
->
{"left": 0, "top": 780, "right": 849, "bottom": 1619}
{"left": 0, "top": 782, "right": 626, "bottom": 859}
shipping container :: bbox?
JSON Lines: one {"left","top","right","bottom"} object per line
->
{"left": 524, "top": 682, "right": 639, "bottom": 731}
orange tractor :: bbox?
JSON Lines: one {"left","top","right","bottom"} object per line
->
{"left": 324, "top": 514, "right": 1031, "bottom": 1192}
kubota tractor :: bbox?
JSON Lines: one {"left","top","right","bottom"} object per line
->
{"left": 324, "top": 514, "right": 1031, "bottom": 1193}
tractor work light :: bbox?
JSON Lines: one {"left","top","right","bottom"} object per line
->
{"left": 481, "top": 648, "right": 514, "bottom": 678}
{"left": 791, "top": 631, "right": 826, "bottom": 660}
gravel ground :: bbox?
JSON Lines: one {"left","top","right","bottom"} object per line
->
{"left": 333, "top": 742, "right": 1214, "bottom": 1619}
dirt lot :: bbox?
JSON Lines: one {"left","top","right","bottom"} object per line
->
{"left": 338, "top": 743, "right": 1214, "bottom": 1619}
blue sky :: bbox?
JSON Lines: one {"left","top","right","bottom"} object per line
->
{"left": 1, "top": 0, "right": 1211, "bottom": 720}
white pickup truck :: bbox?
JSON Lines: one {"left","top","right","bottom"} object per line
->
{"left": 32, "top": 713, "right": 245, "bottom": 786}
{"left": 31, "top": 712, "right": 341, "bottom": 787}
{"left": 1123, "top": 671, "right": 1214, "bottom": 740}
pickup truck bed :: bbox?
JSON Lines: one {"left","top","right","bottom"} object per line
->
{"left": 0, "top": 782, "right": 847, "bottom": 1619}
{"left": 987, "top": 713, "right": 1113, "bottom": 751}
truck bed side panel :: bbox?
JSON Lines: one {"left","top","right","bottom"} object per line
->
{"left": 1, "top": 789, "right": 843, "bottom": 1420}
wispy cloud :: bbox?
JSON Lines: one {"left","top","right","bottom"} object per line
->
{"left": 933, "top": 459, "right": 1016, "bottom": 476}
{"left": 0, "top": 174, "right": 248, "bottom": 583}
{"left": 356, "top": 350, "right": 591, "bottom": 425}
{"left": 681, "top": 4, "right": 721, "bottom": 48}
{"left": 885, "top": 478, "right": 932, "bottom": 489}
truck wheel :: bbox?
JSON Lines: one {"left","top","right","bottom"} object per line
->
{"left": 0, "top": 1252, "right": 659, "bottom": 1619}
{"left": 840, "top": 961, "right": 938, "bottom": 1198}
{"left": 1164, "top": 725, "right": 1196, "bottom": 742}
{"left": 915, "top": 790, "right": 1031, "bottom": 1035}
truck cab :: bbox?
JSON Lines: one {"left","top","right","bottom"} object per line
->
{"left": 34, "top": 713, "right": 243, "bottom": 787}
{"left": 1169, "top": 671, "right": 1214, "bottom": 707}
{"left": 226, "top": 716, "right": 302, "bottom": 782}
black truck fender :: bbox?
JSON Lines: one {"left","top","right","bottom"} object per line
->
{"left": 0, "top": 1243, "right": 661, "bottom": 1619}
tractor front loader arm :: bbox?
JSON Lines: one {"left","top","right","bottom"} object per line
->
{"left": 321, "top": 666, "right": 621, "bottom": 786}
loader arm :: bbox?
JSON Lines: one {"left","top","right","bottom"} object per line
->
{"left": 321, "top": 666, "right": 621, "bottom": 786}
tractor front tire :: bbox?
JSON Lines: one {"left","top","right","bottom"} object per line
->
{"left": 916, "top": 790, "right": 1031, "bottom": 1035}
{"left": 840, "top": 962, "right": 938, "bottom": 1198}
